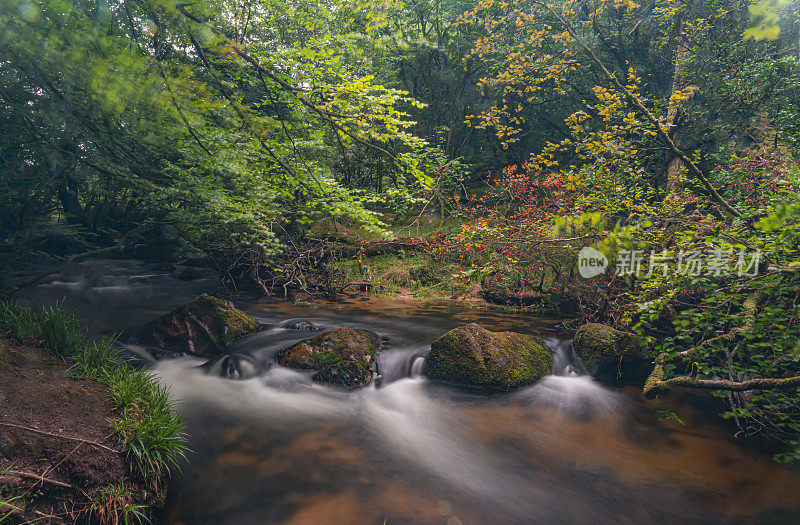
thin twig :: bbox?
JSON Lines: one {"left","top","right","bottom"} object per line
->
{"left": 0, "top": 422, "right": 120, "bottom": 454}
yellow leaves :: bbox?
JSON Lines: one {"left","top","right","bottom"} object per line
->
{"left": 613, "top": 0, "right": 641, "bottom": 11}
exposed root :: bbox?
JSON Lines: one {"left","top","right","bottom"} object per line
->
{"left": 644, "top": 374, "right": 800, "bottom": 398}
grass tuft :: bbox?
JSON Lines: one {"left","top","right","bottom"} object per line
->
{"left": 0, "top": 300, "right": 187, "bottom": 505}
{"left": 88, "top": 483, "right": 148, "bottom": 525}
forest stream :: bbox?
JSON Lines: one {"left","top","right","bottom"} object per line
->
{"left": 15, "top": 258, "right": 800, "bottom": 525}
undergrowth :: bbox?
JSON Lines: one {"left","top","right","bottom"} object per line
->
{"left": 0, "top": 301, "right": 187, "bottom": 516}
{"left": 330, "top": 253, "right": 480, "bottom": 299}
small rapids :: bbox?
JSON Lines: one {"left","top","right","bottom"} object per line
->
{"left": 15, "top": 259, "right": 800, "bottom": 524}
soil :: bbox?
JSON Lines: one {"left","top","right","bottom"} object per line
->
{"left": 0, "top": 340, "right": 150, "bottom": 523}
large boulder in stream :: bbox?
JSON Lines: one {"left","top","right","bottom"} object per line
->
{"left": 275, "top": 328, "right": 380, "bottom": 388}
{"left": 138, "top": 294, "right": 260, "bottom": 358}
{"left": 572, "top": 323, "right": 651, "bottom": 385}
{"left": 423, "top": 323, "right": 551, "bottom": 390}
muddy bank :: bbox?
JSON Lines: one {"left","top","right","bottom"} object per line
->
{"left": 0, "top": 340, "right": 162, "bottom": 522}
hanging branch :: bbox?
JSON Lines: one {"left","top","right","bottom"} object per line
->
{"left": 175, "top": 5, "right": 402, "bottom": 163}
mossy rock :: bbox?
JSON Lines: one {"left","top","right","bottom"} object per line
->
{"left": 275, "top": 328, "right": 380, "bottom": 388}
{"left": 572, "top": 323, "right": 651, "bottom": 385}
{"left": 480, "top": 266, "right": 547, "bottom": 306}
{"left": 423, "top": 323, "right": 551, "bottom": 390}
{"left": 138, "top": 294, "right": 260, "bottom": 358}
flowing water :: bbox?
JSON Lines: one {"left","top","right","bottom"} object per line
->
{"left": 15, "top": 259, "right": 800, "bottom": 524}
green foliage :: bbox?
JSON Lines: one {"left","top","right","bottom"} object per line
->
{"left": 107, "top": 368, "right": 188, "bottom": 482}
{"left": 0, "top": 0, "right": 435, "bottom": 271}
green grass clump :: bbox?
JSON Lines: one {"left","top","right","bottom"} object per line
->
{"left": 0, "top": 467, "right": 24, "bottom": 522}
{"left": 0, "top": 301, "right": 187, "bottom": 497}
{"left": 88, "top": 483, "right": 147, "bottom": 525}
{"left": 107, "top": 367, "right": 187, "bottom": 483}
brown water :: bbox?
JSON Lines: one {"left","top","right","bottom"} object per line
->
{"left": 16, "top": 259, "right": 800, "bottom": 524}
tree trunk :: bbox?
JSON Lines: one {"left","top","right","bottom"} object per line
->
{"left": 664, "top": 20, "right": 692, "bottom": 194}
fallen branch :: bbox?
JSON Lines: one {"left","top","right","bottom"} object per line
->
{"left": 4, "top": 470, "right": 79, "bottom": 491}
{"left": 0, "top": 422, "right": 120, "bottom": 454}
{"left": 677, "top": 290, "right": 767, "bottom": 358}
{"left": 644, "top": 374, "right": 800, "bottom": 398}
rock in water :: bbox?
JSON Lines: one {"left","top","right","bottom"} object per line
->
{"left": 275, "top": 328, "right": 380, "bottom": 388}
{"left": 138, "top": 294, "right": 260, "bottom": 358}
{"left": 572, "top": 323, "right": 650, "bottom": 385}
{"left": 204, "top": 353, "right": 263, "bottom": 380}
{"left": 285, "top": 320, "right": 321, "bottom": 331}
{"left": 423, "top": 323, "right": 551, "bottom": 390}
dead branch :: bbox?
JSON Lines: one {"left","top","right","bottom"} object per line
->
{"left": 0, "top": 422, "right": 120, "bottom": 454}
{"left": 4, "top": 470, "right": 80, "bottom": 492}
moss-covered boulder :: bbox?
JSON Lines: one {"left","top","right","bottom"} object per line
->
{"left": 423, "top": 323, "right": 551, "bottom": 390}
{"left": 275, "top": 328, "right": 380, "bottom": 388}
{"left": 572, "top": 323, "right": 651, "bottom": 385}
{"left": 138, "top": 294, "right": 260, "bottom": 358}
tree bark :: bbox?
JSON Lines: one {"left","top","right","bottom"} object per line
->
{"left": 665, "top": 19, "right": 693, "bottom": 194}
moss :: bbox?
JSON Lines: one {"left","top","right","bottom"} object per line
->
{"left": 139, "top": 294, "right": 260, "bottom": 357}
{"left": 573, "top": 323, "right": 633, "bottom": 365}
{"left": 643, "top": 364, "right": 665, "bottom": 393}
{"left": 424, "top": 323, "right": 550, "bottom": 390}
{"left": 572, "top": 323, "right": 652, "bottom": 384}
{"left": 198, "top": 294, "right": 261, "bottom": 343}
{"left": 330, "top": 254, "right": 475, "bottom": 299}
{"left": 276, "top": 328, "right": 380, "bottom": 388}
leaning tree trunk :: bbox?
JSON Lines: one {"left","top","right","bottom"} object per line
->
{"left": 664, "top": 20, "right": 693, "bottom": 194}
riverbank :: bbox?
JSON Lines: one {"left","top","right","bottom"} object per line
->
{"left": 309, "top": 218, "right": 585, "bottom": 319}
{"left": 0, "top": 303, "right": 186, "bottom": 523}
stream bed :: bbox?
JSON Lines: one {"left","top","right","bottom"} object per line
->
{"left": 15, "top": 259, "right": 800, "bottom": 524}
